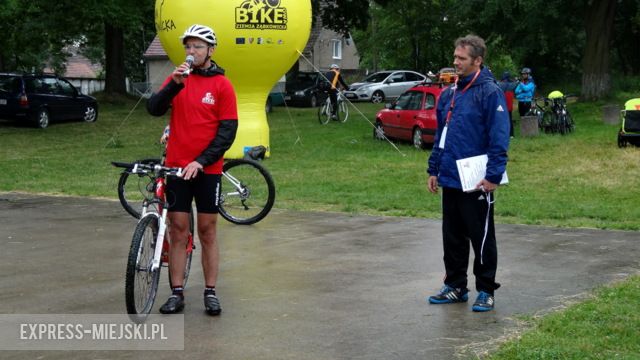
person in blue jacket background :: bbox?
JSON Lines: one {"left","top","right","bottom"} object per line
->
{"left": 515, "top": 67, "right": 536, "bottom": 117}
{"left": 426, "top": 34, "right": 510, "bottom": 312}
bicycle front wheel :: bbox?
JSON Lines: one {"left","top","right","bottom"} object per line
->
{"left": 117, "top": 158, "right": 162, "bottom": 219}
{"left": 318, "top": 101, "right": 331, "bottom": 125}
{"left": 338, "top": 100, "right": 348, "bottom": 123}
{"left": 219, "top": 159, "right": 276, "bottom": 225}
{"left": 559, "top": 114, "right": 568, "bottom": 135}
{"left": 125, "top": 215, "right": 161, "bottom": 320}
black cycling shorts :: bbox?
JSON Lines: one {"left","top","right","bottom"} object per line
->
{"left": 165, "top": 174, "right": 221, "bottom": 214}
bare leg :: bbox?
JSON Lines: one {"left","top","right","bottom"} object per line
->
{"left": 168, "top": 211, "right": 190, "bottom": 288}
{"left": 197, "top": 213, "right": 219, "bottom": 287}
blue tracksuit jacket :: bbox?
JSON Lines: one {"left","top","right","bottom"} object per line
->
{"left": 427, "top": 67, "right": 510, "bottom": 189}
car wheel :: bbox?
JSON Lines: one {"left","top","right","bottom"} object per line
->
{"left": 35, "top": 108, "right": 50, "bottom": 129}
{"left": 373, "top": 121, "right": 385, "bottom": 140}
{"left": 413, "top": 127, "right": 424, "bottom": 149}
{"left": 371, "top": 91, "right": 385, "bottom": 104}
{"left": 310, "top": 95, "right": 317, "bottom": 108}
{"left": 83, "top": 105, "right": 98, "bottom": 122}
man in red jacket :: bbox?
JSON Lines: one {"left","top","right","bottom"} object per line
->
{"left": 147, "top": 24, "right": 238, "bottom": 316}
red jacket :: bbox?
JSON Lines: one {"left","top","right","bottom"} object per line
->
{"left": 504, "top": 90, "right": 514, "bottom": 112}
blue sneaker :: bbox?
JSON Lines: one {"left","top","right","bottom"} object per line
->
{"left": 428, "top": 285, "right": 469, "bottom": 304}
{"left": 472, "top": 291, "right": 494, "bottom": 312}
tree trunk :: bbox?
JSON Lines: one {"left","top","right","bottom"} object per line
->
{"left": 104, "top": 22, "right": 127, "bottom": 95}
{"left": 581, "top": 0, "right": 616, "bottom": 100}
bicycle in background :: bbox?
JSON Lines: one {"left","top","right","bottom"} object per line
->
{"left": 546, "top": 91, "right": 575, "bottom": 135}
{"left": 115, "top": 155, "right": 275, "bottom": 226}
{"left": 527, "top": 97, "right": 549, "bottom": 131}
{"left": 529, "top": 92, "right": 575, "bottom": 135}
{"left": 318, "top": 90, "right": 349, "bottom": 124}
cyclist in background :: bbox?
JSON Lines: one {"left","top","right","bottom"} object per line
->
{"left": 146, "top": 24, "right": 238, "bottom": 316}
{"left": 515, "top": 67, "right": 536, "bottom": 117}
{"left": 325, "top": 64, "right": 349, "bottom": 119}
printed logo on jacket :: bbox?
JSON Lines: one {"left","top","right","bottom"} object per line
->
{"left": 202, "top": 92, "right": 215, "bottom": 105}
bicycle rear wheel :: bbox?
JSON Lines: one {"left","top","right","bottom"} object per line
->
{"left": 117, "top": 158, "right": 162, "bottom": 219}
{"left": 318, "top": 101, "right": 331, "bottom": 125}
{"left": 125, "top": 215, "right": 161, "bottom": 320}
{"left": 219, "top": 159, "right": 276, "bottom": 225}
{"left": 338, "top": 100, "right": 348, "bottom": 123}
{"left": 566, "top": 111, "right": 575, "bottom": 133}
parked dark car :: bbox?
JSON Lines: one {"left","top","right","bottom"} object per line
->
{"left": 266, "top": 76, "right": 286, "bottom": 113}
{"left": 373, "top": 83, "right": 445, "bottom": 149}
{"left": 283, "top": 71, "right": 330, "bottom": 107}
{"left": 0, "top": 73, "right": 98, "bottom": 128}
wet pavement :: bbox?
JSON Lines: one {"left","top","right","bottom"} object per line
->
{"left": 0, "top": 192, "right": 638, "bottom": 359}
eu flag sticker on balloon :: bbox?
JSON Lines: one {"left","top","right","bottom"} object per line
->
{"left": 236, "top": 37, "right": 246, "bottom": 45}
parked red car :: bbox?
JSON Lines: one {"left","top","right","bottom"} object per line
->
{"left": 373, "top": 83, "right": 445, "bottom": 149}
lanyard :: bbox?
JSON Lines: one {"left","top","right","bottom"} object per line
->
{"left": 445, "top": 70, "right": 480, "bottom": 124}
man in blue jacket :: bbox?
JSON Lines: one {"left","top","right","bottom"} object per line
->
{"left": 426, "top": 35, "right": 510, "bottom": 312}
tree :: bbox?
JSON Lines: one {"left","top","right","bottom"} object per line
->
{"left": 352, "top": 0, "right": 461, "bottom": 74}
{"left": 314, "top": 0, "right": 370, "bottom": 35}
{"left": 0, "top": 0, "right": 78, "bottom": 72}
{"left": 582, "top": 0, "right": 617, "bottom": 99}
{"left": 79, "top": 0, "right": 154, "bottom": 95}
{"left": 0, "top": 0, "right": 154, "bottom": 95}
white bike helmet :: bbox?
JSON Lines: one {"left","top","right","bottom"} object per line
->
{"left": 180, "top": 24, "right": 217, "bottom": 47}
{"left": 330, "top": 64, "right": 340, "bottom": 70}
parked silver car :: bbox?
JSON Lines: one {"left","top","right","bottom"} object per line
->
{"left": 344, "top": 70, "right": 428, "bottom": 103}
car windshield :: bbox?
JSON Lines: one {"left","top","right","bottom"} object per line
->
{"left": 363, "top": 72, "right": 392, "bottom": 83}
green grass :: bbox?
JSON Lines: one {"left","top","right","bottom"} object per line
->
{"left": 489, "top": 276, "right": 640, "bottom": 360}
{"left": 0, "top": 97, "right": 637, "bottom": 230}
{"left": 0, "top": 94, "right": 639, "bottom": 358}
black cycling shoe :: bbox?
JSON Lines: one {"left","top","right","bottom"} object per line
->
{"left": 159, "top": 295, "right": 184, "bottom": 314}
{"left": 204, "top": 294, "right": 222, "bottom": 316}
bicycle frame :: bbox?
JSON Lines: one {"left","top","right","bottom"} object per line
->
{"left": 132, "top": 163, "right": 183, "bottom": 273}
{"left": 222, "top": 171, "right": 250, "bottom": 207}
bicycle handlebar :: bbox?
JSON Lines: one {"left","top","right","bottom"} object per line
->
{"left": 111, "top": 161, "right": 183, "bottom": 177}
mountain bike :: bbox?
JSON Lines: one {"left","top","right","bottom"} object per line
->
{"left": 318, "top": 90, "right": 348, "bottom": 124}
{"left": 115, "top": 157, "right": 276, "bottom": 226}
{"left": 112, "top": 161, "right": 194, "bottom": 321}
{"left": 530, "top": 94, "right": 575, "bottom": 134}
{"left": 548, "top": 93, "right": 575, "bottom": 135}
{"left": 528, "top": 97, "right": 552, "bottom": 132}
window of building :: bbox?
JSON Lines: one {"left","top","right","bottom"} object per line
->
{"left": 332, "top": 40, "right": 342, "bottom": 60}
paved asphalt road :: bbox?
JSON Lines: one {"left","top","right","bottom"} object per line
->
{"left": 0, "top": 192, "right": 638, "bottom": 359}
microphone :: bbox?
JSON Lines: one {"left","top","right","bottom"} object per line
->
{"left": 182, "top": 55, "right": 194, "bottom": 77}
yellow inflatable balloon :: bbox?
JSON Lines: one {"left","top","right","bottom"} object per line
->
{"left": 155, "top": 0, "right": 312, "bottom": 158}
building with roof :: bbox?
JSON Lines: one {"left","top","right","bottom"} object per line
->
{"left": 45, "top": 48, "right": 105, "bottom": 95}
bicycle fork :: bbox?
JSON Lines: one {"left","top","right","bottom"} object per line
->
{"left": 151, "top": 208, "right": 168, "bottom": 272}
{"left": 222, "top": 171, "right": 250, "bottom": 210}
